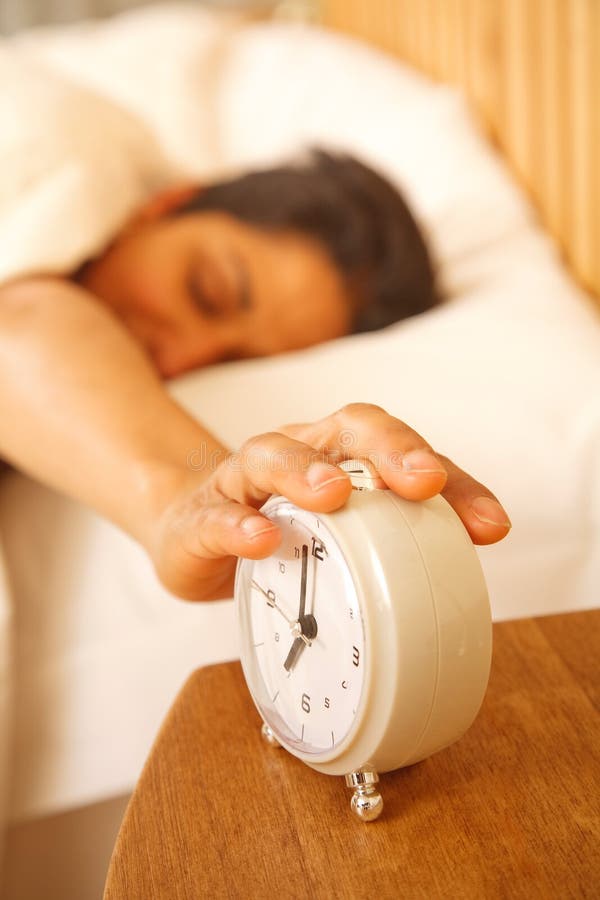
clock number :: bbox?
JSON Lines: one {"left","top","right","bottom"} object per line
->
{"left": 275, "top": 632, "right": 280, "bottom": 642}
{"left": 324, "top": 697, "right": 330, "bottom": 709}
{"left": 301, "top": 693, "right": 311, "bottom": 714}
{"left": 311, "top": 536, "right": 325, "bottom": 561}
{"left": 266, "top": 589, "right": 276, "bottom": 608}
{"left": 279, "top": 562, "right": 286, "bottom": 574}
{"left": 352, "top": 645, "right": 360, "bottom": 667}
{"left": 349, "top": 608, "right": 354, "bottom": 620}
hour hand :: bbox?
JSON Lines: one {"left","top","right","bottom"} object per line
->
{"left": 284, "top": 636, "right": 305, "bottom": 672}
{"left": 283, "top": 615, "right": 317, "bottom": 673}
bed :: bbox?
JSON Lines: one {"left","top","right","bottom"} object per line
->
{"left": 0, "top": 0, "right": 598, "bottom": 853}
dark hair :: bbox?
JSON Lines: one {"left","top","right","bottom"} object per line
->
{"left": 175, "top": 149, "right": 438, "bottom": 333}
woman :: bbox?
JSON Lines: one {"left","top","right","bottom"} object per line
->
{"left": 0, "top": 150, "right": 511, "bottom": 602}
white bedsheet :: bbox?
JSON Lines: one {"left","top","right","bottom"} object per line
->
{"left": 0, "top": 4, "right": 598, "bottom": 824}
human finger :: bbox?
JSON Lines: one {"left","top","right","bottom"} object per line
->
{"left": 437, "top": 454, "right": 512, "bottom": 545}
{"left": 207, "top": 431, "right": 353, "bottom": 514}
{"left": 280, "top": 402, "right": 448, "bottom": 500}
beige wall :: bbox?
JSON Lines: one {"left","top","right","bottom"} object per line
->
{"left": 321, "top": 0, "right": 600, "bottom": 308}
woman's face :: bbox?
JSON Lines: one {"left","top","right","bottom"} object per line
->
{"left": 78, "top": 210, "right": 353, "bottom": 378}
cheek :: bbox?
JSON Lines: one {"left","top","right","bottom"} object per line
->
{"left": 254, "top": 283, "right": 350, "bottom": 352}
{"left": 298, "top": 292, "right": 350, "bottom": 344}
{"left": 87, "top": 230, "right": 184, "bottom": 322}
{"left": 118, "top": 243, "right": 182, "bottom": 320}
{"left": 127, "top": 271, "right": 173, "bottom": 320}
{"left": 246, "top": 244, "right": 352, "bottom": 352}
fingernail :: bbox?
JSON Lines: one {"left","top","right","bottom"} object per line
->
{"left": 471, "top": 496, "right": 512, "bottom": 529}
{"left": 401, "top": 449, "right": 446, "bottom": 475}
{"left": 241, "top": 516, "right": 278, "bottom": 539}
{"left": 306, "top": 462, "right": 348, "bottom": 491}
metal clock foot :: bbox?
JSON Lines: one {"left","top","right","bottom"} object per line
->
{"left": 345, "top": 770, "right": 383, "bottom": 822}
{"left": 261, "top": 723, "right": 281, "bottom": 746}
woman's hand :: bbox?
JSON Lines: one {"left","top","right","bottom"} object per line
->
{"left": 149, "top": 403, "right": 511, "bottom": 601}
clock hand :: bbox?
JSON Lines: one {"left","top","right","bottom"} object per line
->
{"left": 284, "top": 545, "right": 309, "bottom": 671}
{"left": 283, "top": 612, "right": 319, "bottom": 672}
{"left": 284, "top": 636, "right": 305, "bottom": 672}
{"left": 284, "top": 544, "right": 319, "bottom": 672}
{"left": 251, "top": 578, "right": 314, "bottom": 647}
{"left": 251, "top": 579, "right": 295, "bottom": 627}
{"left": 298, "top": 543, "right": 308, "bottom": 619}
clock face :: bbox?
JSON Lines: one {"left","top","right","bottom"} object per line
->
{"left": 237, "top": 499, "right": 366, "bottom": 757}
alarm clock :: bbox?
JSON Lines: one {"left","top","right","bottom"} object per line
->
{"left": 234, "top": 459, "right": 492, "bottom": 821}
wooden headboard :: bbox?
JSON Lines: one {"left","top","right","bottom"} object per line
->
{"left": 320, "top": 0, "right": 599, "bottom": 307}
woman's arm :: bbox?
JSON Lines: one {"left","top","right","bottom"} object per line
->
{"left": 0, "top": 276, "right": 511, "bottom": 602}
{"left": 0, "top": 277, "right": 225, "bottom": 548}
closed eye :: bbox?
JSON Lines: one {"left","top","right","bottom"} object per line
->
{"left": 187, "top": 251, "right": 252, "bottom": 318}
{"left": 187, "top": 271, "right": 222, "bottom": 318}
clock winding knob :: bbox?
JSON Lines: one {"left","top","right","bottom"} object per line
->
{"left": 339, "top": 458, "right": 386, "bottom": 492}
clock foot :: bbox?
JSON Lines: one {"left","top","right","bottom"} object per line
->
{"left": 261, "top": 723, "right": 281, "bottom": 747}
{"left": 345, "top": 770, "right": 383, "bottom": 822}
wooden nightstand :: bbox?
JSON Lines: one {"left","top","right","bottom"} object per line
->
{"left": 104, "top": 611, "right": 600, "bottom": 899}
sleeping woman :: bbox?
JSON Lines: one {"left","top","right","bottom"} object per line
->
{"left": 0, "top": 150, "right": 511, "bottom": 602}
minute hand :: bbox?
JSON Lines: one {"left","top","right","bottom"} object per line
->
{"left": 298, "top": 543, "right": 308, "bottom": 619}
{"left": 296, "top": 544, "right": 317, "bottom": 638}
{"left": 283, "top": 544, "right": 312, "bottom": 674}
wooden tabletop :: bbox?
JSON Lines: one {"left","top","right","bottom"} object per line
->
{"left": 104, "top": 611, "right": 600, "bottom": 899}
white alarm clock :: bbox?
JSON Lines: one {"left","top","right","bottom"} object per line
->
{"left": 235, "top": 459, "right": 492, "bottom": 821}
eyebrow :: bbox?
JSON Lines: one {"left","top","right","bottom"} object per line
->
{"left": 230, "top": 252, "right": 252, "bottom": 311}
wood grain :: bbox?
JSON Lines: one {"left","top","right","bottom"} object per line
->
{"left": 104, "top": 611, "right": 600, "bottom": 900}
{"left": 320, "top": 0, "right": 600, "bottom": 309}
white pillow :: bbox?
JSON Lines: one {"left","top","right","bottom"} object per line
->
{"left": 14, "top": 10, "right": 535, "bottom": 290}
{"left": 0, "top": 48, "right": 169, "bottom": 285}
{"left": 12, "top": 3, "right": 246, "bottom": 178}
{"left": 216, "top": 22, "right": 535, "bottom": 297}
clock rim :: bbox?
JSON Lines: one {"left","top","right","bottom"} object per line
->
{"left": 235, "top": 490, "right": 442, "bottom": 774}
